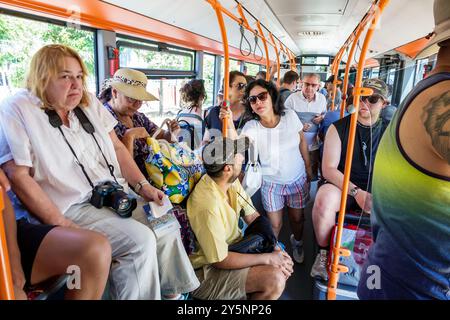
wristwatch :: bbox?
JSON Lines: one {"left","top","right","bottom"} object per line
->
{"left": 134, "top": 179, "right": 150, "bottom": 194}
{"left": 349, "top": 186, "right": 359, "bottom": 197}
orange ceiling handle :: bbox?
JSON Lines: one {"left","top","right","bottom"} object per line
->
{"left": 0, "top": 187, "right": 15, "bottom": 300}
{"left": 327, "top": 0, "right": 390, "bottom": 301}
{"left": 256, "top": 21, "right": 271, "bottom": 81}
{"left": 237, "top": 2, "right": 251, "bottom": 30}
{"left": 208, "top": 0, "right": 229, "bottom": 137}
{"left": 269, "top": 32, "right": 281, "bottom": 86}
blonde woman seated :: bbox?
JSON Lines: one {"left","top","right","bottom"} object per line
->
{"left": 0, "top": 44, "right": 199, "bottom": 300}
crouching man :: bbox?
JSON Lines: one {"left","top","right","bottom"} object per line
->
{"left": 187, "top": 137, "right": 293, "bottom": 300}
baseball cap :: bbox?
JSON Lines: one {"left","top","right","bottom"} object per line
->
{"left": 202, "top": 136, "right": 250, "bottom": 173}
{"left": 362, "top": 78, "right": 389, "bottom": 100}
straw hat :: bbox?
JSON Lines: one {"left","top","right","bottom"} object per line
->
{"left": 416, "top": 0, "right": 450, "bottom": 59}
{"left": 110, "top": 68, "right": 158, "bottom": 101}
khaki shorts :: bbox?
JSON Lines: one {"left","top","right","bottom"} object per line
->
{"left": 191, "top": 264, "right": 249, "bottom": 300}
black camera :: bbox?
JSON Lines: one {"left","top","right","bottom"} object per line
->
{"left": 90, "top": 181, "right": 137, "bottom": 218}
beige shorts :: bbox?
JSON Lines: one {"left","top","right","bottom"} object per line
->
{"left": 191, "top": 264, "right": 249, "bottom": 300}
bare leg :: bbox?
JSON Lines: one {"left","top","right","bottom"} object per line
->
{"left": 287, "top": 207, "right": 305, "bottom": 241}
{"left": 245, "top": 265, "right": 286, "bottom": 300}
{"left": 266, "top": 209, "right": 284, "bottom": 239}
{"left": 31, "top": 227, "right": 111, "bottom": 300}
{"left": 312, "top": 184, "right": 342, "bottom": 247}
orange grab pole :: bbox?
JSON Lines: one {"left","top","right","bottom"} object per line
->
{"left": 0, "top": 187, "right": 15, "bottom": 300}
{"left": 330, "top": 48, "right": 346, "bottom": 111}
{"left": 256, "top": 21, "right": 271, "bottom": 81}
{"left": 208, "top": 0, "right": 230, "bottom": 137}
{"left": 269, "top": 32, "right": 281, "bottom": 86}
{"left": 340, "top": 4, "right": 378, "bottom": 118}
{"left": 327, "top": 0, "right": 389, "bottom": 300}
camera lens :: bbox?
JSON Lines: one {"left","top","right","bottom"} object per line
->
{"left": 118, "top": 198, "right": 131, "bottom": 211}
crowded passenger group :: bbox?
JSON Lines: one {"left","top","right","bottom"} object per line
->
{"left": 1, "top": 7, "right": 449, "bottom": 300}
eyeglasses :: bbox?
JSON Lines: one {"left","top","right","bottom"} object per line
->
{"left": 234, "top": 82, "right": 247, "bottom": 91}
{"left": 303, "top": 82, "right": 320, "bottom": 88}
{"left": 361, "top": 94, "right": 384, "bottom": 105}
{"left": 124, "top": 95, "right": 142, "bottom": 104}
{"left": 248, "top": 91, "right": 269, "bottom": 105}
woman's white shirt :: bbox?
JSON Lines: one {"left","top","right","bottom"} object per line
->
{"left": 0, "top": 89, "right": 127, "bottom": 214}
{"left": 240, "top": 109, "right": 306, "bottom": 184}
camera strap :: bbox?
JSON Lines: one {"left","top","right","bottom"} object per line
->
{"left": 45, "top": 107, "right": 119, "bottom": 188}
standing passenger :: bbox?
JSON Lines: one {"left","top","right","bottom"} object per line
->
{"left": 358, "top": 0, "right": 450, "bottom": 300}
{"left": 284, "top": 73, "right": 327, "bottom": 180}
{"left": 241, "top": 79, "right": 312, "bottom": 264}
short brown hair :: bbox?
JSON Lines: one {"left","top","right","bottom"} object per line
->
{"left": 26, "top": 44, "right": 90, "bottom": 109}
{"left": 282, "top": 71, "right": 299, "bottom": 85}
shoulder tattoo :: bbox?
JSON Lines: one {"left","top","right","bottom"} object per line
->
{"left": 422, "top": 90, "right": 450, "bottom": 164}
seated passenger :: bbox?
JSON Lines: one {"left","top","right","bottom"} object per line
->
{"left": 187, "top": 137, "right": 293, "bottom": 300}
{"left": 240, "top": 79, "right": 312, "bottom": 264}
{"left": 204, "top": 71, "right": 250, "bottom": 142}
{"left": 99, "top": 68, "right": 180, "bottom": 180}
{"left": 310, "top": 78, "right": 390, "bottom": 281}
{"left": 0, "top": 168, "right": 111, "bottom": 300}
{"left": 0, "top": 44, "right": 199, "bottom": 300}
{"left": 177, "top": 79, "right": 207, "bottom": 150}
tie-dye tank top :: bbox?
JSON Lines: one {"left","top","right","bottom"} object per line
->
{"left": 358, "top": 72, "right": 450, "bottom": 300}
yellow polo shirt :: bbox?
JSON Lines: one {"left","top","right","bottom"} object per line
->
{"left": 187, "top": 174, "right": 256, "bottom": 269}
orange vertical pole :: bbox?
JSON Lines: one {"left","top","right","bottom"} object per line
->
{"left": 327, "top": 0, "right": 389, "bottom": 300}
{"left": 340, "top": 5, "right": 377, "bottom": 118}
{"left": 0, "top": 187, "right": 14, "bottom": 300}
{"left": 269, "top": 32, "right": 280, "bottom": 86}
{"left": 208, "top": 0, "right": 229, "bottom": 137}
{"left": 330, "top": 48, "right": 346, "bottom": 111}
{"left": 256, "top": 21, "right": 271, "bottom": 81}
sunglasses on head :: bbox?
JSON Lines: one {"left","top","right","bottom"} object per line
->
{"left": 248, "top": 91, "right": 269, "bottom": 105}
{"left": 234, "top": 82, "right": 246, "bottom": 91}
{"left": 361, "top": 94, "right": 384, "bottom": 105}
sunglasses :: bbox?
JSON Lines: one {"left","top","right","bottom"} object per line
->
{"left": 234, "top": 82, "right": 247, "bottom": 91}
{"left": 248, "top": 91, "right": 269, "bottom": 105}
{"left": 361, "top": 94, "right": 384, "bottom": 105}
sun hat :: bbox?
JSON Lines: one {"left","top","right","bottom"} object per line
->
{"left": 416, "top": 0, "right": 450, "bottom": 59}
{"left": 110, "top": 68, "right": 158, "bottom": 101}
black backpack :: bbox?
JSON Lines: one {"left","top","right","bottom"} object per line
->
{"left": 176, "top": 111, "right": 206, "bottom": 150}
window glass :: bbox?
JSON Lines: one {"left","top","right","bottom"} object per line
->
{"left": 203, "top": 54, "right": 215, "bottom": 107}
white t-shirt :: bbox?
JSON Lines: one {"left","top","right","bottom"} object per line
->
{"left": 0, "top": 89, "right": 127, "bottom": 215}
{"left": 240, "top": 109, "right": 306, "bottom": 184}
{"left": 284, "top": 92, "right": 327, "bottom": 151}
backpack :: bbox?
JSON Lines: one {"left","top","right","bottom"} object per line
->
{"left": 176, "top": 110, "right": 207, "bottom": 150}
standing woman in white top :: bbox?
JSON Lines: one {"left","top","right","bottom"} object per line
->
{"left": 240, "top": 79, "right": 312, "bottom": 264}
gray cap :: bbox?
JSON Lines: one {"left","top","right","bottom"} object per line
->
{"left": 202, "top": 136, "right": 250, "bottom": 173}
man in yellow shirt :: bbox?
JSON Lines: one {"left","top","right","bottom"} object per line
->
{"left": 187, "top": 137, "right": 293, "bottom": 300}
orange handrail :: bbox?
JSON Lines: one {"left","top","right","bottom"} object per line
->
{"left": 327, "top": 0, "right": 389, "bottom": 300}
{"left": 208, "top": 0, "right": 230, "bottom": 137}
{"left": 256, "top": 21, "right": 271, "bottom": 81}
{"left": 0, "top": 187, "right": 15, "bottom": 300}
{"left": 269, "top": 32, "right": 281, "bottom": 86}
{"left": 330, "top": 48, "right": 346, "bottom": 111}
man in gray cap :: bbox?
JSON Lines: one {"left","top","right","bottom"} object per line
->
{"left": 310, "top": 78, "right": 390, "bottom": 281}
{"left": 358, "top": 0, "right": 450, "bottom": 299}
{"left": 187, "top": 136, "right": 293, "bottom": 300}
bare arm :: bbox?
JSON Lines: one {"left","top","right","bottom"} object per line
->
{"left": 299, "top": 132, "right": 312, "bottom": 179}
{"left": 242, "top": 212, "right": 259, "bottom": 225}
{"left": 322, "top": 125, "right": 372, "bottom": 211}
{"left": 109, "top": 131, "right": 164, "bottom": 204}
{"left": 212, "top": 251, "right": 269, "bottom": 269}
{"left": 2, "top": 161, "right": 75, "bottom": 227}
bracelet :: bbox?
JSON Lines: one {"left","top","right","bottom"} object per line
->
{"left": 134, "top": 179, "right": 150, "bottom": 194}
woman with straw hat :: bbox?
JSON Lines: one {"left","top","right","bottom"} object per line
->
{"left": 99, "top": 68, "right": 180, "bottom": 181}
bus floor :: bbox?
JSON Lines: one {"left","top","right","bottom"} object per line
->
{"left": 251, "top": 180, "right": 319, "bottom": 300}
